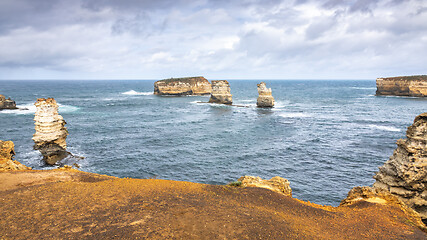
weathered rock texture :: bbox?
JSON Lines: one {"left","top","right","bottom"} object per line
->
{"left": 373, "top": 112, "right": 427, "bottom": 220}
{"left": 0, "top": 94, "right": 17, "bottom": 110}
{"left": 376, "top": 75, "right": 427, "bottom": 97}
{"left": 256, "top": 82, "right": 275, "bottom": 108}
{"left": 32, "top": 98, "right": 70, "bottom": 165}
{"left": 154, "top": 76, "right": 212, "bottom": 95}
{"left": 0, "top": 140, "right": 31, "bottom": 171}
{"left": 209, "top": 80, "right": 232, "bottom": 104}
{"left": 237, "top": 176, "right": 292, "bottom": 197}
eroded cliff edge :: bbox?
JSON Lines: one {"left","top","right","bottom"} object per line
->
{"left": 154, "top": 76, "right": 212, "bottom": 95}
{"left": 376, "top": 75, "right": 427, "bottom": 97}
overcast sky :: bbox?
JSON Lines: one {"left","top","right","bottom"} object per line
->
{"left": 0, "top": 0, "right": 426, "bottom": 80}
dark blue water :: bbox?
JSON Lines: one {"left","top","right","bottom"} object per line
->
{"left": 0, "top": 80, "right": 426, "bottom": 206}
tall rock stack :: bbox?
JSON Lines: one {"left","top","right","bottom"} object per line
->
{"left": 256, "top": 82, "right": 275, "bottom": 108}
{"left": 209, "top": 80, "right": 232, "bottom": 105}
{"left": 32, "top": 98, "right": 70, "bottom": 165}
{"left": 373, "top": 112, "right": 427, "bottom": 221}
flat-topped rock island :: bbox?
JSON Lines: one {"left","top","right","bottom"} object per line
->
{"left": 376, "top": 75, "right": 427, "bottom": 97}
{"left": 154, "top": 76, "right": 212, "bottom": 96}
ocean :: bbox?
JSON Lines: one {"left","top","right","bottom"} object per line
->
{"left": 0, "top": 80, "right": 426, "bottom": 206}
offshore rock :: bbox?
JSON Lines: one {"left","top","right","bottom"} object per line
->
{"left": 0, "top": 94, "right": 17, "bottom": 110}
{"left": 154, "top": 76, "right": 212, "bottom": 95}
{"left": 376, "top": 75, "right": 427, "bottom": 97}
{"left": 209, "top": 80, "right": 232, "bottom": 105}
{"left": 32, "top": 98, "right": 70, "bottom": 165}
{"left": 373, "top": 112, "right": 427, "bottom": 220}
{"left": 0, "top": 140, "right": 31, "bottom": 171}
{"left": 256, "top": 82, "right": 275, "bottom": 108}
{"left": 237, "top": 176, "right": 292, "bottom": 197}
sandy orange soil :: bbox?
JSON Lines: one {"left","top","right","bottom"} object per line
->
{"left": 1, "top": 169, "right": 426, "bottom": 239}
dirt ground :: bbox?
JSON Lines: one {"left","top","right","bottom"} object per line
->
{"left": 1, "top": 169, "right": 426, "bottom": 239}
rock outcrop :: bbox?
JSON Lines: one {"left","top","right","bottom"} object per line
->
{"left": 376, "top": 75, "right": 427, "bottom": 97}
{"left": 0, "top": 140, "right": 31, "bottom": 171}
{"left": 373, "top": 112, "right": 427, "bottom": 221}
{"left": 0, "top": 94, "right": 17, "bottom": 110}
{"left": 32, "top": 98, "right": 70, "bottom": 165}
{"left": 237, "top": 176, "right": 292, "bottom": 197}
{"left": 256, "top": 82, "right": 275, "bottom": 108}
{"left": 208, "top": 80, "right": 232, "bottom": 105}
{"left": 154, "top": 76, "right": 212, "bottom": 95}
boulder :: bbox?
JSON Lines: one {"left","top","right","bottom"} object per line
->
{"left": 32, "top": 98, "right": 70, "bottom": 165}
{"left": 373, "top": 112, "right": 427, "bottom": 220}
{"left": 237, "top": 176, "right": 292, "bottom": 197}
{"left": 154, "top": 76, "right": 212, "bottom": 95}
{"left": 209, "top": 80, "right": 232, "bottom": 105}
{"left": 376, "top": 75, "right": 427, "bottom": 97}
{"left": 0, "top": 140, "right": 31, "bottom": 171}
{"left": 0, "top": 94, "right": 17, "bottom": 110}
{"left": 256, "top": 82, "right": 275, "bottom": 108}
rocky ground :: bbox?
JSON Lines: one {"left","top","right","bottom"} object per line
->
{"left": 1, "top": 169, "right": 426, "bottom": 239}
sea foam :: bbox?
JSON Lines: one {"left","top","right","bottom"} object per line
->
{"left": 368, "top": 125, "right": 401, "bottom": 132}
{"left": 122, "top": 90, "right": 152, "bottom": 96}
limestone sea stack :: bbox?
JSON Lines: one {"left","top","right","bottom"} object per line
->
{"left": 208, "top": 80, "right": 232, "bottom": 104}
{"left": 0, "top": 140, "right": 31, "bottom": 171}
{"left": 373, "top": 112, "right": 427, "bottom": 221}
{"left": 154, "top": 76, "right": 212, "bottom": 95}
{"left": 256, "top": 82, "right": 275, "bottom": 108}
{"left": 376, "top": 75, "right": 427, "bottom": 97}
{"left": 32, "top": 98, "right": 70, "bottom": 165}
{"left": 0, "top": 94, "right": 17, "bottom": 110}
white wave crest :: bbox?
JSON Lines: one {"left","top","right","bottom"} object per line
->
{"left": 0, "top": 103, "right": 79, "bottom": 115}
{"left": 122, "top": 90, "right": 152, "bottom": 95}
{"left": 279, "top": 112, "right": 311, "bottom": 118}
{"left": 368, "top": 125, "right": 400, "bottom": 132}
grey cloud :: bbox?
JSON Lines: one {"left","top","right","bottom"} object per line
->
{"left": 111, "top": 12, "right": 168, "bottom": 36}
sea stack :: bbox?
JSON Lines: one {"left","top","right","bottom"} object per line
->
{"left": 373, "top": 112, "right": 427, "bottom": 221}
{"left": 376, "top": 75, "right": 427, "bottom": 97}
{"left": 154, "top": 76, "right": 212, "bottom": 95}
{"left": 208, "top": 80, "right": 232, "bottom": 105}
{"left": 256, "top": 82, "right": 275, "bottom": 108}
{"left": 32, "top": 98, "right": 70, "bottom": 165}
{"left": 0, "top": 140, "right": 31, "bottom": 171}
{"left": 0, "top": 95, "right": 17, "bottom": 110}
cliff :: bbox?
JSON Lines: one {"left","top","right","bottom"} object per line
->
{"left": 0, "top": 140, "right": 31, "bottom": 171}
{"left": 154, "top": 76, "right": 212, "bottom": 95}
{"left": 256, "top": 82, "right": 275, "bottom": 108}
{"left": 376, "top": 75, "right": 427, "bottom": 97}
{"left": 209, "top": 80, "right": 232, "bottom": 104}
{"left": 0, "top": 169, "right": 426, "bottom": 239}
{"left": 0, "top": 94, "right": 17, "bottom": 110}
{"left": 32, "top": 98, "right": 70, "bottom": 165}
{"left": 373, "top": 112, "right": 427, "bottom": 221}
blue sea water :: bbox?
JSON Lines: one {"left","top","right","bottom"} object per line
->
{"left": 0, "top": 80, "right": 426, "bottom": 206}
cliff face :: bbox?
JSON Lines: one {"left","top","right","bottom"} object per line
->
{"left": 256, "top": 82, "right": 275, "bottom": 108}
{"left": 373, "top": 112, "right": 427, "bottom": 220}
{"left": 154, "top": 76, "right": 212, "bottom": 95}
{"left": 208, "top": 80, "right": 232, "bottom": 104}
{"left": 0, "top": 95, "right": 17, "bottom": 110}
{"left": 32, "top": 98, "right": 70, "bottom": 165}
{"left": 376, "top": 75, "right": 427, "bottom": 97}
{"left": 0, "top": 140, "right": 31, "bottom": 171}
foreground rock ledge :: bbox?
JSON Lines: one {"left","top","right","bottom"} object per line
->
{"left": 0, "top": 170, "right": 426, "bottom": 239}
{"left": 154, "top": 76, "right": 212, "bottom": 96}
{"left": 376, "top": 75, "right": 427, "bottom": 97}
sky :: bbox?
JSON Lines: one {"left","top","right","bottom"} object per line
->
{"left": 0, "top": 0, "right": 426, "bottom": 80}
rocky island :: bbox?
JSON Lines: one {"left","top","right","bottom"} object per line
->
{"left": 209, "top": 80, "right": 233, "bottom": 104}
{"left": 256, "top": 82, "right": 275, "bottom": 108}
{"left": 32, "top": 98, "right": 70, "bottom": 165}
{"left": 376, "top": 75, "right": 427, "bottom": 97}
{"left": 154, "top": 76, "right": 212, "bottom": 95}
{"left": 0, "top": 94, "right": 17, "bottom": 110}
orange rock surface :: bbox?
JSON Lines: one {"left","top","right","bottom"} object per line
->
{"left": 1, "top": 169, "right": 426, "bottom": 239}
{"left": 376, "top": 75, "right": 427, "bottom": 97}
{"left": 154, "top": 76, "right": 212, "bottom": 95}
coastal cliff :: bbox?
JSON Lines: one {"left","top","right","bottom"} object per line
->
{"left": 376, "top": 75, "right": 427, "bottom": 97}
{"left": 0, "top": 140, "right": 31, "bottom": 171}
{"left": 373, "top": 112, "right": 427, "bottom": 221}
{"left": 32, "top": 98, "right": 70, "bottom": 165}
{"left": 0, "top": 94, "right": 17, "bottom": 110}
{"left": 154, "top": 76, "right": 212, "bottom": 95}
{"left": 256, "top": 82, "right": 275, "bottom": 108}
{"left": 209, "top": 80, "right": 232, "bottom": 104}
